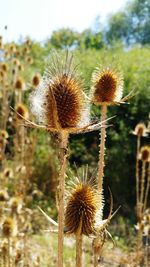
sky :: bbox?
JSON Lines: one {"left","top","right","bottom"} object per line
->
{"left": 0, "top": 0, "right": 127, "bottom": 42}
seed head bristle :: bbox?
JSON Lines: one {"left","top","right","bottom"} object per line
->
{"left": 91, "top": 67, "right": 123, "bottom": 105}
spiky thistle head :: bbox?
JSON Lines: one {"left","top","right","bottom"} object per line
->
{"left": 32, "top": 73, "right": 41, "bottom": 87}
{"left": 9, "top": 197, "right": 22, "bottom": 214}
{"left": 1, "top": 63, "right": 8, "bottom": 72}
{"left": 15, "top": 77, "right": 25, "bottom": 90}
{"left": 0, "top": 190, "right": 9, "bottom": 202}
{"left": 30, "top": 51, "right": 89, "bottom": 131}
{"left": 0, "top": 129, "right": 9, "bottom": 139}
{"left": 132, "top": 123, "right": 148, "bottom": 137}
{"left": 64, "top": 172, "right": 103, "bottom": 236}
{"left": 139, "top": 146, "right": 150, "bottom": 162}
{"left": 91, "top": 66, "right": 123, "bottom": 105}
{"left": 2, "top": 217, "right": 14, "bottom": 237}
{"left": 15, "top": 103, "right": 28, "bottom": 120}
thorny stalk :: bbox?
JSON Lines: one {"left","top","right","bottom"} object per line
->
{"left": 143, "top": 162, "right": 150, "bottom": 211}
{"left": 97, "top": 105, "right": 107, "bottom": 192}
{"left": 140, "top": 160, "right": 146, "bottom": 218}
{"left": 76, "top": 219, "right": 83, "bottom": 267}
{"left": 136, "top": 135, "right": 140, "bottom": 218}
{"left": 58, "top": 131, "right": 69, "bottom": 267}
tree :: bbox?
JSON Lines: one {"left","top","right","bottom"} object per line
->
{"left": 106, "top": 0, "right": 150, "bottom": 45}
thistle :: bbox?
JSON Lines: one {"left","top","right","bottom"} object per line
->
{"left": 132, "top": 123, "right": 148, "bottom": 218}
{"left": 15, "top": 77, "right": 25, "bottom": 91}
{"left": 2, "top": 217, "right": 14, "bottom": 237}
{"left": 15, "top": 103, "right": 29, "bottom": 120}
{"left": 64, "top": 171, "right": 103, "bottom": 267}
{"left": 90, "top": 66, "right": 124, "bottom": 192}
{"left": 32, "top": 73, "right": 41, "bottom": 87}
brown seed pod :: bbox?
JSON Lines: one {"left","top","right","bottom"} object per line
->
{"left": 3, "top": 168, "right": 13, "bottom": 178}
{"left": 32, "top": 73, "right": 41, "bottom": 87}
{"left": 0, "top": 190, "right": 9, "bottom": 201}
{"left": 65, "top": 178, "right": 103, "bottom": 236}
{"left": 132, "top": 123, "right": 148, "bottom": 137}
{"left": 139, "top": 146, "right": 150, "bottom": 162}
{"left": 30, "top": 52, "right": 87, "bottom": 130}
{"left": 0, "top": 129, "right": 9, "bottom": 139}
{"left": 91, "top": 67, "right": 123, "bottom": 105}
{"left": 2, "top": 217, "right": 14, "bottom": 237}
{"left": 15, "top": 103, "right": 28, "bottom": 120}
{"left": 9, "top": 44, "right": 16, "bottom": 53}
{"left": 1, "top": 63, "right": 8, "bottom": 72}
{"left": 26, "top": 56, "right": 33, "bottom": 64}
{"left": 15, "top": 77, "right": 25, "bottom": 90}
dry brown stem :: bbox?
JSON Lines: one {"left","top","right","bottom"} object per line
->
{"left": 97, "top": 104, "right": 107, "bottom": 192}
{"left": 57, "top": 131, "right": 69, "bottom": 267}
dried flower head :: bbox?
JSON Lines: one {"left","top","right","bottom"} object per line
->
{"left": 139, "top": 146, "right": 150, "bottom": 162}
{"left": 16, "top": 103, "right": 28, "bottom": 120}
{"left": 15, "top": 77, "right": 25, "bottom": 90}
{"left": 2, "top": 217, "right": 14, "bottom": 237}
{"left": 91, "top": 66, "right": 123, "bottom": 105}
{"left": 9, "top": 44, "right": 16, "bottom": 53}
{"left": 64, "top": 175, "right": 103, "bottom": 236}
{"left": 0, "top": 190, "right": 9, "bottom": 201}
{"left": 32, "top": 73, "right": 41, "bottom": 87}
{"left": 26, "top": 56, "right": 33, "bottom": 64}
{"left": 132, "top": 123, "right": 148, "bottom": 137}
{"left": 4, "top": 168, "right": 13, "bottom": 178}
{"left": 0, "top": 129, "right": 9, "bottom": 139}
{"left": 12, "top": 58, "right": 20, "bottom": 66}
{"left": 30, "top": 52, "right": 90, "bottom": 132}
{"left": 18, "top": 64, "right": 24, "bottom": 72}
{"left": 9, "top": 197, "right": 22, "bottom": 213}
{"left": 1, "top": 63, "right": 8, "bottom": 72}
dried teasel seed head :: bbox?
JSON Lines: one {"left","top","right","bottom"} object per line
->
{"left": 15, "top": 77, "right": 25, "bottom": 90}
{"left": 18, "top": 64, "right": 24, "bottom": 72}
{"left": 0, "top": 129, "right": 9, "bottom": 139}
{"left": 26, "top": 39, "right": 32, "bottom": 46}
{"left": 9, "top": 44, "right": 16, "bottom": 53}
{"left": 91, "top": 66, "right": 123, "bottom": 105}
{"left": 0, "top": 190, "right": 9, "bottom": 201}
{"left": 132, "top": 123, "right": 148, "bottom": 137}
{"left": 26, "top": 56, "right": 33, "bottom": 64}
{"left": 1, "top": 63, "right": 8, "bottom": 72}
{"left": 30, "top": 52, "right": 88, "bottom": 130}
{"left": 15, "top": 103, "right": 29, "bottom": 120}
{"left": 32, "top": 73, "right": 41, "bottom": 87}
{"left": 65, "top": 178, "right": 103, "bottom": 236}
{"left": 139, "top": 146, "right": 150, "bottom": 162}
{"left": 3, "top": 168, "right": 13, "bottom": 178}
{"left": 12, "top": 58, "right": 20, "bottom": 66}
{"left": 2, "top": 217, "right": 14, "bottom": 237}
{"left": 9, "top": 197, "right": 22, "bottom": 213}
